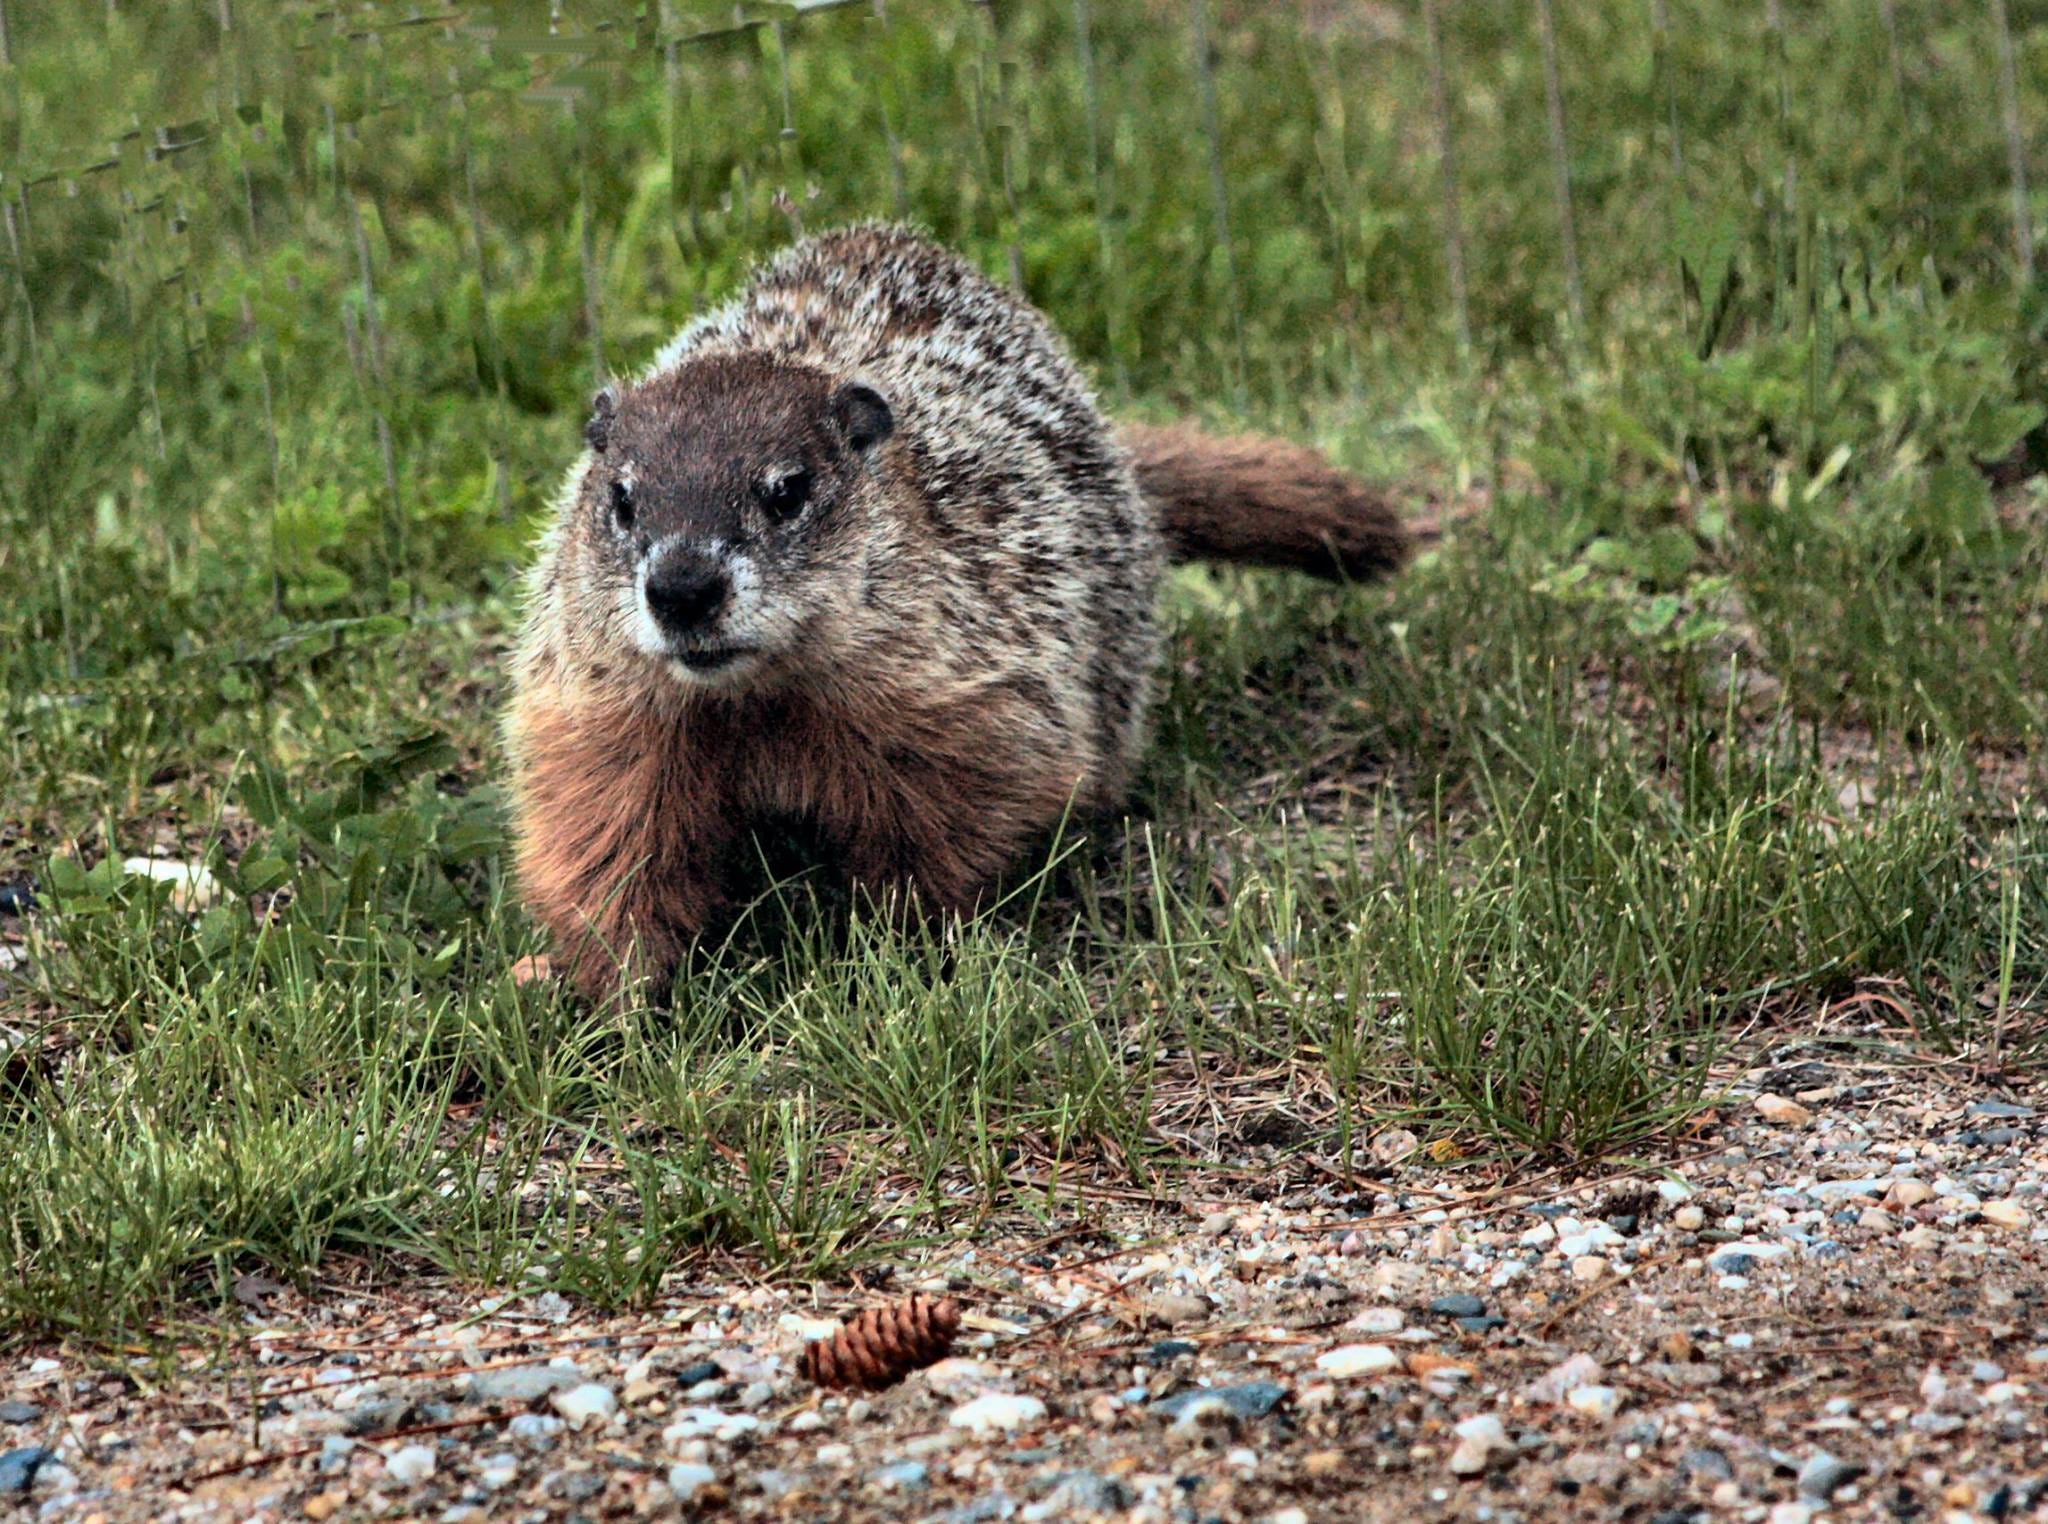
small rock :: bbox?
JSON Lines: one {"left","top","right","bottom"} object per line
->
{"left": 476, "top": 1454, "right": 520, "bottom": 1490}
{"left": 1966, "top": 1100, "right": 2036, "bottom": 1120}
{"left": 1151, "top": 1382, "right": 1287, "bottom": 1421}
{"left": 318, "top": 1436, "right": 356, "bottom": 1473}
{"left": 550, "top": 1383, "right": 619, "bottom": 1429}
{"left": 1570, "top": 1255, "right": 1610, "bottom": 1283}
{"left": 948, "top": 1394, "right": 1047, "bottom": 1434}
{"left": 1754, "top": 1094, "right": 1813, "bottom": 1125}
{"left": 1148, "top": 1340, "right": 1199, "bottom": 1364}
{"left": 671, "top": 1360, "right": 722, "bottom": 1388}
{"left": 1655, "top": 1178, "right": 1695, "bottom": 1203}
{"left": 661, "top": 1408, "right": 761, "bottom": 1444}
{"left": 1448, "top": 1414, "right": 1513, "bottom": 1475}
{"left": 1043, "top": 1471, "right": 1133, "bottom": 1514}
{"left": 0, "top": 1404, "right": 41, "bottom": 1425}
{"left": 0, "top": 1449, "right": 53, "bottom": 1495}
{"left": 469, "top": 1364, "right": 580, "bottom": 1402}
{"left": 1315, "top": 1344, "right": 1398, "bottom": 1379}
{"left": 1526, "top": 1353, "right": 1605, "bottom": 1405}
{"left": 0, "top": 882, "right": 35, "bottom": 916}
{"left": 1428, "top": 1293, "right": 1487, "bottom": 1319}
{"left": 1797, "top": 1451, "right": 1863, "bottom": 1499}
{"left": 1346, "top": 1307, "right": 1406, "bottom": 1335}
{"left": 1885, "top": 1180, "right": 1933, "bottom": 1208}
{"left": 1681, "top": 1447, "right": 1733, "bottom": 1481}
{"left": 1981, "top": 1199, "right": 2030, "bottom": 1229}
{"left": 667, "top": 1462, "right": 717, "bottom": 1502}
{"left": 1557, "top": 1223, "right": 1625, "bottom": 1257}
{"left": 507, "top": 1414, "right": 563, "bottom": 1444}
{"left": 1566, "top": 1384, "right": 1621, "bottom": 1421}
{"left": 1672, "top": 1205, "right": 1706, "bottom": 1231}
{"left": 1372, "top": 1129, "right": 1420, "bottom": 1164}
{"left": 302, "top": 1491, "right": 348, "bottom": 1520}
{"left": 1147, "top": 1293, "right": 1213, "bottom": 1329}
{"left": 382, "top": 1444, "right": 436, "bottom": 1485}
{"left": 874, "top": 1461, "right": 930, "bottom": 1491}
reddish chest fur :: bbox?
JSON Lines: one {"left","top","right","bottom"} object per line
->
{"left": 510, "top": 673, "right": 1089, "bottom": 996}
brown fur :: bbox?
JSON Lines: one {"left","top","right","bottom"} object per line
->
{"left": 509, "top": 673, "right": 1093, "bottom": 996}
{"left": 1120, "top": 423, "right": 1409, "bottom": 581}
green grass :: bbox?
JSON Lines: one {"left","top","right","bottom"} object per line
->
{"left": 3, "top": 0, "right": 2047, "bottom": 1342}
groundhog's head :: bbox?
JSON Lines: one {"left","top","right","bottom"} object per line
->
{"left": 574, "top": 353, "right": 895, "bottom": 691}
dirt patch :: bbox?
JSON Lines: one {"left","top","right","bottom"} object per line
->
{"left": 6, "top": 1044, "right": 2045, "bottom": 1523}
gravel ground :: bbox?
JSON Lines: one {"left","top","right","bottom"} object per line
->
{"left": 7, "top": 1043, "right": 2045, "bottom": 1524}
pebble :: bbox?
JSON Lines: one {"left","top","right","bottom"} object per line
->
{"left": 1428, "top": 1293, "right": 1486, "bottom": 1319}
{"left": 1797, "top": 1451, "right": 1863, "bottom": 1498}
{"left": 301, "top": 1491, "right": 347, "bottom": 1520}
{"left": 1672, "top": 1204, "right": 1706, "bottom": 1230}
{"left": 469, "top": 1364, "right": 580, "bottom": 1402}
{"left": 1148, "top": 1340, "right": 1198, "bottom": 1364}
{"left": 667, "top": 1462, "right": 717, "bottom": 1502}
{"left": 549, "top": 1383, "right": 619, "bottom": 1430}
{"left": 1448, "top": 1414, "right": 1514, "bottom": 1475}
{"left": 1966, "top": 1100, "right": 2036, "bottom": 1120}
{"left": 446, "top": 1449, "right": 503, "bottom": 1488}
{"left": 1570, "top": 1255, "right": 1610, "bottom": 1282}
{"left": 1981, "top": 1199, "right": 2030, "bottom": 1228}
{"left": 1151, "top": 1382, "right": 1287, "bottom": 1421}
{"left": 948, "top": 1394, "right": 1047, "bottom": 1434}
{"left": 1314, "top": 1344, "right": 1398, "bottom": 1379}
{"left": 1754, "top": 1094, "right": 1813, "bottom": 1125}
{"left": 1040, "top": 1471, "right": 1133, "bottom": 1515}
{"left": 662, "top": 1408, "right": 761, "bottom": 1444}
{"left": 0, "top": 1404, "right": 41, "bottom": 1425}
{"left": 0, "top": 1448, "right": 54, "bottom": 1495}
{"left": 1565, "top": 1384, "right": 1621, "bottom": 1420}
{"left": 382, "top": 1444, "right": 436, "bottom": 1485}
{"left": 874, "top": 1461, "right": 930, "bottom": 1491}
{"left": 1147, "top": 1292, "right": 1212, "bottom": 1328}
{"left": 318, "top": 1436, "right": 355, "bottom": 1473}
{"left": 1526, "top": 1353, "right": 1603, "bottom": 1405}
{"left": 1346, "top": 1307, "right": 1405, "bottom": 1334}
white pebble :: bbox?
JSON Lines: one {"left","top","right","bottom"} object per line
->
{"left": 948, "top": 1393, "right": 1047, "bottom": 1434}
{"left": 1673, "top": 1205, "right": 1706, "bottom": 1231}
{"left": 1316, "top": 1344, "right": 1399, "bottom": 1379}
{"left": 1566, "top": 1384, "right": 1621, "bottom": 1420}
{"left": 667, "top": 1462, "right": 717, "bottom": 1501}
{"left": 382, "top": 1444, "right": 436, "bottom": 1485}
{"left": 1448, "top": 1413, "right": 1513, "bottom": 1475}
{"left": 550, "top": 1382, "right": 619, "bottom": 1429}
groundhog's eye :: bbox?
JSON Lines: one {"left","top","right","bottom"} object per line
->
{"left": 610, "top": 478, "right": 634, "bottom": 531}
{"left": 756, "top": 467, "right": 812, "bottom": 523}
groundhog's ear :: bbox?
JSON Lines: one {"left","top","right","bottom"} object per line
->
{"left": 831, "top": 382, "right": 894, "bottom": 453}
{"left": 586, "top": 385, "right": 618, "bottom": 453}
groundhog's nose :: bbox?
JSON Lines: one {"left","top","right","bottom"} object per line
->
{"left": 643, "top": 549, "right": 730, "bottom": 637}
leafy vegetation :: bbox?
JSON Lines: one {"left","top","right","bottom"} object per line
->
{"left": 1, "top": 0, "right": 2045, "bottom": 1340}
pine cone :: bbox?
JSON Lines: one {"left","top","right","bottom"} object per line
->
{"left": 798, "top": 1294, "right": 962, "bottom": 1391}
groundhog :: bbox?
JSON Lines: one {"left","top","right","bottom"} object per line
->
{"left": 506, "top": 224, "right": 1406, "bottom": 997}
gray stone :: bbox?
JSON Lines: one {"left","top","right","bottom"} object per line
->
{"left": 1966, "top": 1101, "right": 2036, "bottom": 1120}
{"left": 940, "top": 1492, "right": 1017, "bottom": 1523}
{"left": 542, "top": 1468, "right": 605, "bottom": 1503}
{"left": 1428, "top": 1293, "right": 1487, "bottom": 1318}
{"left": 873, "top": 1462, "right": 930, "bottom": 1491}
{"left": 1797, "top": 1452, "right": 1864, "bottom": 1499}
{"left": 470, "top": 1364, "right": 580, "bottom": 1403}
{"left": 1709, "top": 1251, "right": 1758, "bottom": 1275}
{"left": 1680, "top": 1447, "right": 1733, "bottom": 1482}
{"left": 318, "top": 1436, "right": 356, "bottom": 1473}
{"left": 1150, "top": 1382, "right": 1287, "bottom": 1421}
{"left": 1044, "top": 1471, "right": 1133, "bottom": 1513}
{"left": 0, "top": 1448, "right": 54, "bottom": 1495}
{"left": 0, "top": 1404, "right": 41, "bottom": 1425}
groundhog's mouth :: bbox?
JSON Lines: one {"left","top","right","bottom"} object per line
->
{"left": 676, "top": 645, "right": 754, "bottom": 675}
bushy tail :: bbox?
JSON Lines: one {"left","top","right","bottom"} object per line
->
{"left": 1120, "top": 422, "right": 1410, "bottom": 582}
